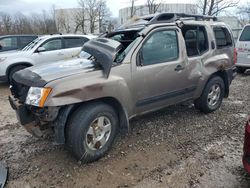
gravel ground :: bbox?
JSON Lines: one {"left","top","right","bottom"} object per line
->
{"left": 0, "top": 72, "right": 250, "bottom": 188}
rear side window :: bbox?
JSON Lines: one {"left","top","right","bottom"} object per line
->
{"left": 213, "top": 27, "right": 232, "bottom": 48}
{"left": 0, "top": 37, "right": 18, "bottom": 50}
{"left": 64, "top": 37, "right": 88, "bottom": 48}
{"left": 239, "top": 26, "right": 250, "bottom": 41}
{"left": 182, "top": 25, "right": 208, "bottom": 57}
{"left": 19, "top": 36, "right": 37, "bottom": 49}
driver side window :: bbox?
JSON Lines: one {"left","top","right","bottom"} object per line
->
{"left": 141, "top": 30, "right": 179, "bottom": 66}
{"left": 41, "top": 39, "right": 62, "bottom": 51}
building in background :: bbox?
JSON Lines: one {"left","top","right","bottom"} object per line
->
{"left": 119, "top": 3, "right": 197, "bottom": 24}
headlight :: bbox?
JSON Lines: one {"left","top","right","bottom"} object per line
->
{"left": 0, "top": 57, "right": 7, "bottom": 62}
{"left": 25, "top": 87, "right": 52, "bottom": 107}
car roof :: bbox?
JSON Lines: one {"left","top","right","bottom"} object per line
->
{"left": 37, "top": 34, "right": 97, "bottom": 40}
{"left": 0, "top": 35, "right": 38, "bottom": 38}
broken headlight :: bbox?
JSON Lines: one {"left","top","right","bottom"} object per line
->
{"left": 25, "top": 87, "right": 52, "bottom": 107}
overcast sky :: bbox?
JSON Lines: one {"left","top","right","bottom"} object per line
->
{"left": 0, "top": 0, "right": 246, "bottom": 17}
{"left": 0, "top": 0, "right": 199, "bottom": 17}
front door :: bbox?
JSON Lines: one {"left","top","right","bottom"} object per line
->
{"left": 132, "top": 27, "right": 196, "bottom": 113}
{"left": 32, "top": 38, "right": 65, "bottom": 65}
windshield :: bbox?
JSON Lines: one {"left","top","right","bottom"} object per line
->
{"left": 115, "top": 37, "right": 139, "bottom": 63}
{"left": 22, "top": 38, "right": 43, "bottom": 51}
{"left": 239, "top": 26, "right": 250, "bottom": 41}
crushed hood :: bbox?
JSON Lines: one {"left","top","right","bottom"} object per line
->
{"left": 82, "top": 38, "right": 123, "bottom": 77}
{"left": 13, "top": 58, "right": 97, "bottom": 87}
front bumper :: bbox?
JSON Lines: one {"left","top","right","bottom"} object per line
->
{"left": 9, "top": 95, "right": 43, "bottom": 137}
{"left": 243, "top": 118, "right": 250, "bottom": 173}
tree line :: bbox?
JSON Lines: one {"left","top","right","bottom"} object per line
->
{"left": 0, "top": 0, "right": 249, "bottom": 35}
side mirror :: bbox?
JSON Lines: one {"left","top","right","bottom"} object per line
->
{"left": 211, "top": 41, "right": 215, "bottom": 50}
{"left": 137, "top": 50, "right": 143, "bottom": 66}
{"left": 37, "top": 47, "right": 46, "bottom": 52}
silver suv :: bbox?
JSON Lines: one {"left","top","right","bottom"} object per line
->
{"left": 9, "top": 13, "right": 236, "bottom": 163}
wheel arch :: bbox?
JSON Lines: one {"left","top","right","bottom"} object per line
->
{"left": 205, "top": 70, "right": 230, "bottom": 98}
{"left": 54, "top": 97, "right": 130, "bottom": 144}
{"left": 6, "top": 62, "right": 33, "bottom": 77}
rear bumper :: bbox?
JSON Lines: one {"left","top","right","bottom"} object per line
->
{"left": 236, "top": 63, "right": 250, "bottom": 68}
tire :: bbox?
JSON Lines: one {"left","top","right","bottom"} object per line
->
{"left": 8, "top": 65, "right": 28, "bottom": 84}
{"left": 66, "top": 102, "right": 118, "bottom": 163}
{"left": 236, "top": 67, "right": 246, "bottom": 74}
{"left": 194, "top": 76, "right": 225, "bottom": 113}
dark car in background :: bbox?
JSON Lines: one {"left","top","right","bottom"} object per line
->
{"left": 243, "top": 116, "right": 250, "bottom": 173}
{"left": 0, "top": 35, "right": 38, "bottom": 53}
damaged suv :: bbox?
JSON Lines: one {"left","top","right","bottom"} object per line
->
{"left": 9, "top": 13, "right": 236, "bottom": 163}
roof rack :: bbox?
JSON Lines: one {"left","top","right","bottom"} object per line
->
{"left": 118, "top": 13, "right": 218, "bottom": 30}
{"left": 145, "top": 13, "right": 217, "bottom": 25}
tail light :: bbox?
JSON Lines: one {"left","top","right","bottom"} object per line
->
{"left": 234, "top": 48, "right": 237, "bottom": 64}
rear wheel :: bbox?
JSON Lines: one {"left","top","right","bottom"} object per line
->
{"left": 8, "top": 65, "right": 28, "bottom": 85}
{"left": 236, "top": 67, "right": 246, "bottom": 74}
{"left": 66, "top": 102, "right": 118, "bottom": 163}
{"left": 194, "top": 76, "right": 225, "bottom": 113}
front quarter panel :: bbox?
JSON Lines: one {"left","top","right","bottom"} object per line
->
{"left": 44, "top": 63, "right": 134, "bottom": 116}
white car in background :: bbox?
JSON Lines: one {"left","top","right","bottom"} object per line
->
{"left": 0, "top": 34, "right": 96, "bottom": 83}
{"left": 236, "top": 24, "right": 250, "bottom": 73}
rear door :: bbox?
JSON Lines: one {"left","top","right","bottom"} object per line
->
{"left": 62, "top": 37, "right": 89, "bottom": 60}
{"left": 32, "top": 37, "right": 64, "bottom": 65}
{"left": 236, "top": 25, "right": 250, "bottom": 66}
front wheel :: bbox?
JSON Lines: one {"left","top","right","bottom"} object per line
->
{"left": 66, "top": 102, "right": 118, "bottom": 163}
{"left": 194, "top": 76, "right": 225, "bottom": 113}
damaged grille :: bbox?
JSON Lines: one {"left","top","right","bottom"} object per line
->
{"left": 10, "top": 80, "right": 30, "bottom": 103}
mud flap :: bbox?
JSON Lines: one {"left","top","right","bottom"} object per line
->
{"left": 0, "top": 161, "right": 8, "bottom": 188}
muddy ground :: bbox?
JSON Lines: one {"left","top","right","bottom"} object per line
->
{"left": 0, "top": 73, "right": 250, "bottom": 188}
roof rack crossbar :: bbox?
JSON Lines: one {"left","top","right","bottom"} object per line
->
{"left": 146, "top": 13, "right": 217, "bottom": 25}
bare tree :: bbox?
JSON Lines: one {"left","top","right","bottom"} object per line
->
{"left": 56, "top": 9, "right": 71, "bottom": 33}
{"left": 146, "top": 0, "right": 162, "bottom": 14}
{"left": 84, "top": 0, "right": 100, "bottom": 33}
{"left": 237, "top": 3, "right": 250, "bottom": 26}
{"left": 0, "top": 13, "right": 12, "bottom": 34}
{"left": 129, "top": 0, "right": 139, "bottom": 18}
{"left": 198, "top": 0, "right": 239, "bottom": 16}
{"left": 97, "top": 0, "right": 111, "bottom": 33}
{"left": 74, "top": 0, "right": 86, "bottom": 33}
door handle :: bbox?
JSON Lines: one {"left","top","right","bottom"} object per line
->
{"left": 175, "top": 65, "right": 185, "bottom": 71}
{"left": 58, "top": 52, "right": 64, "bottom": 56}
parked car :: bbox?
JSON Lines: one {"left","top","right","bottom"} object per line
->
{"left": 243, "top": 116, "right": 250, "bottom": 173}
{"left": 0, "top": 34, "right": 96, "bottom": 83}
{"left": 235, "top": 24, "right": 250, "bottom": 73}
{"left": 0, "top": 35, "right": 38, "bottom": 53}
{"left": 9, "top": 13, "right": 236, "bottom": 163}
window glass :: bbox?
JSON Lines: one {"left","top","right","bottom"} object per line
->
{"left": 19, "top": 36, "right": 37, "bottom": 49}
{"left": 182, "top": 25, "right": 208, "bottom": 57}
{"left": 64, "top": 37, "right": 87, "bottom": 48}
{"left": 141, "top": 30, "right": 178, "bottom": 66}
{"left": 239, "top": 26, "right": 250, "bottom": 41}
{"left": 0, "top": 37, "right": 17, "bottom": 50}
{"left": 213, "top": 27, "right": 232, "bottom": 48}
{"left": 41, "top": 39, "right": 62, "bottom": 51}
